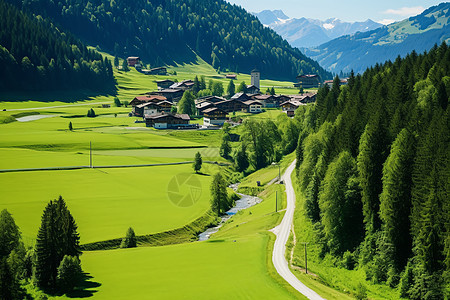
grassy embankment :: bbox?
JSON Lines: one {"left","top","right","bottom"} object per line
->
{"left": 39, "top": 154, "right": 307, "bottom": 300}
{"left": 288, "top": 172, "right": 400, "bottom": 299}
{"left": 0, "top": 56, "right": 325, "bottom": 299}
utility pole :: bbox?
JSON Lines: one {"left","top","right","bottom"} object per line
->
{"left": 303, "top": 243, "right": 308, "bottom": 274}
{"left": 278, "top": 164, "right": 281, "bottom": 181}
{"left": 275, "top": 191, "right": 278, "bottom": 212}
{"left": 90, "top": 141, "right": 93, "bottom": 168}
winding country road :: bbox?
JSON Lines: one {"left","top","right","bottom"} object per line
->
{"left": 271, "top": 160, "right": 325, "bottom": 300}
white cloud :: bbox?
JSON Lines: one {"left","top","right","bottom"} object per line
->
{"left": 378, "top": 19, "right": 396, "bottom": 25}
{"left": 384, "top": 6, "right": 425, "bottom": 17}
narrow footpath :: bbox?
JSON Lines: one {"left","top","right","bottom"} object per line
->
{"left": 271, "top": 160, "right": 325, "bottom": 300}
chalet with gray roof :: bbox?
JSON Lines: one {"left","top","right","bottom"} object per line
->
{"left": 169, "top": 80, "right": 194, "bottom": 91}
{"left": 144, "top": 113, "right": 190, "bottom": 129}
{"left": 156, "top": 79, "right": 175, "bottom": 90}
{"left": 130, "top": 95, "right": 168, "bottom": 116}
{"left": 243, "top": 100, "right": 263, "bottom": 113}
{"left": 203, "top": 107, "right": 227, "bottom": 126}
{"left": 231, "top": 92, "right": 252, "bottom": 102}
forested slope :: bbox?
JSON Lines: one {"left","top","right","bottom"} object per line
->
{"left": 294, "top": 43, "right": 449, "bottom": 299}
{"left": 0, "top": 1, "right": 115, "bottom": 93}
{"left": 6, "top": 0, "right": 331, "bottom": 81}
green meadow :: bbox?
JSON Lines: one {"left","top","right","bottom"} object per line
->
{"left": 0, "top": 164, "right": 220, "bottom": 245}
{"left": 0, "top": 54, "right": 335, "bottom": 299}
{"left": 46, "top": 166, "right": 306, "bottom": 300}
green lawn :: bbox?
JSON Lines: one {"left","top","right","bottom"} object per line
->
{"left": 78, "top": 234, "right": 298, "bottom": 300}
{"left": 0, "top": 164, "right": 220, "bottom": 245}
{"left": 44, "top": 171, "right": 305, "bottom": 300}
{"left": 0, "top": 51, "right": 336, "bottom": 300}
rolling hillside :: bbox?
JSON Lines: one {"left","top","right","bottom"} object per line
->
{"left": 7, "top": 0, "right": 332, "bottom": 81}
{"left": 303, "top": 2, "right": 450, "bottom": 74}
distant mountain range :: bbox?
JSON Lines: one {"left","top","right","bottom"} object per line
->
{"left": 302, "top": 2, "right": 450, "bottom": 74}
{"left": 253, "top": 10, "right": 383, "bottom": 48}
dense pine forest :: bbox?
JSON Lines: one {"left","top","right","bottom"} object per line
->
{"left": 5, "top": 0, "right": 331, "bottom": 81}
{"left": 0, "top": 1, "right": 115, "bottom": 92}
{"left": 294, "top": 43, "right": 449, "bottom": 299}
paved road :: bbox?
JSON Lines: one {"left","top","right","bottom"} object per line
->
{"left": 271, "top": 160, "right": 325, "bottom": 300}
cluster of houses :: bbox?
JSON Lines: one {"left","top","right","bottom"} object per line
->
{"left": 129, "top": 91, "right": 317, "bottom": 129}
{"left": 126, "top": 67, "right": 320, "bottom": 129}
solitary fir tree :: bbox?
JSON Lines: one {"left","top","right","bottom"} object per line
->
{"left": 120, "top": 227, "right": 137, "bottom": 248}
{"left": 193, "top": 152, "right": 202, "bottom": 173}
{"left": 210, "top": 173, "right": 228, "bottom": 215}
{"left": 35, "top": 196, "right": 81, "bottom": 289}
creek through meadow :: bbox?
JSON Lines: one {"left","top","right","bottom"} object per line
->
{"left": 198, "top": 183, "right": 262, "bottom": 241}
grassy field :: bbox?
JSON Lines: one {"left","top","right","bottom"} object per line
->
{"left": 0, "top": 163, "right": 220, "bottom": 245}
{"left": 0, "top": 53, "right": 334, "bottom": 299}
{"left": 42, "top": 166, "right": 307, "bottom": 300}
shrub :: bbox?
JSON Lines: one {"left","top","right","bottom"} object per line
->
{"left": 342, "top": 251, "right": 355, "bottom": 270}
{"left": 87, "top": 108, "right": 96, "bottom": 118}
{"left": 57, "top": 255, "right": 82, "bottom": 292}
{"left": 354, "top": 282, "right": 367, "bottom": 300}
{"left": 120, "top": 227, "right": 137, "bottom": 248}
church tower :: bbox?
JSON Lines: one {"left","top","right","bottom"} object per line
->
{"left": 251, "top": 68, "right": 260, "bottom": 90}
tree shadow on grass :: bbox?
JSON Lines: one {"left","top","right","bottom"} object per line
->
{"left": 195, "top": 172, "right": 211, "bottom": 176}
{"left": 65, "top": 273, "right": 101, "bottom": 298}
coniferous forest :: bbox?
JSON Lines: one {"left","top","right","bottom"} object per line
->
{"left": 5, "top": 0, "right": 331, "bottom": 81}
{"left": 294, "top": 43, "right": 449, "bottom": 299}
{"left": 0, "top": 1, "right": 115, "bottom": 92}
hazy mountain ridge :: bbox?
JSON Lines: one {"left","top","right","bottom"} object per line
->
{"left": 302, "top": 2, "right": 450, "bottom": 74}
{"left": 253, "top": 10, "right": 382, "bottom": 48}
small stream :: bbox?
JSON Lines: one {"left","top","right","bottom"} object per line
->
{"left": 198, "top": 183, "right": 262, "bottom": 241}
{"left": 16, "top": 115, "right": 56, "bottom": 122}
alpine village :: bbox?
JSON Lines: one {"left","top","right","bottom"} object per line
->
{"left": 0, "top": 1, "right": 448, "bottom": 300}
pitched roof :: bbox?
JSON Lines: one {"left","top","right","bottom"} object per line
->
{"left": 280, "top": 100, "right": 304, "bottom": 107}
{"left": 176, "top": 114, "right": 190, "bottom": 120}
{"left": 158, "top": 89, "right": 183, "bottom": 93}
{"left": 196, "top": 101, "right": 214, "bottom": 109}
{"left": 196, "top": 96, "right": 226, "bottom": 103}
{"left": 156, "top": 100, "right": 173, "bottom": 106}
{"left": 254, "top": 94, "right": 274, "bottom": 100}
{"left": 144, "top": 113, "right": 190, "bottom": 121}
{"left": 202, "top": 107, "right": 227, "bottom": 114}
{"left": 137, "top": 102, "right": 160, "bottom": 108}
{"left": 231, "top": 92, "right": 251, "bottom": 100}
{"left": 133, "top": 96, "right": 151, "bottom": 101}
{"left": 296, "top": 74, "right": 319, "bottom": 80}
{"left": 243, "top": 100, "right": 263, "bottom": 106}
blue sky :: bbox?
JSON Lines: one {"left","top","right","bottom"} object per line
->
{"left": 226, "top": 0, "right": 447, "bottom": 24}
